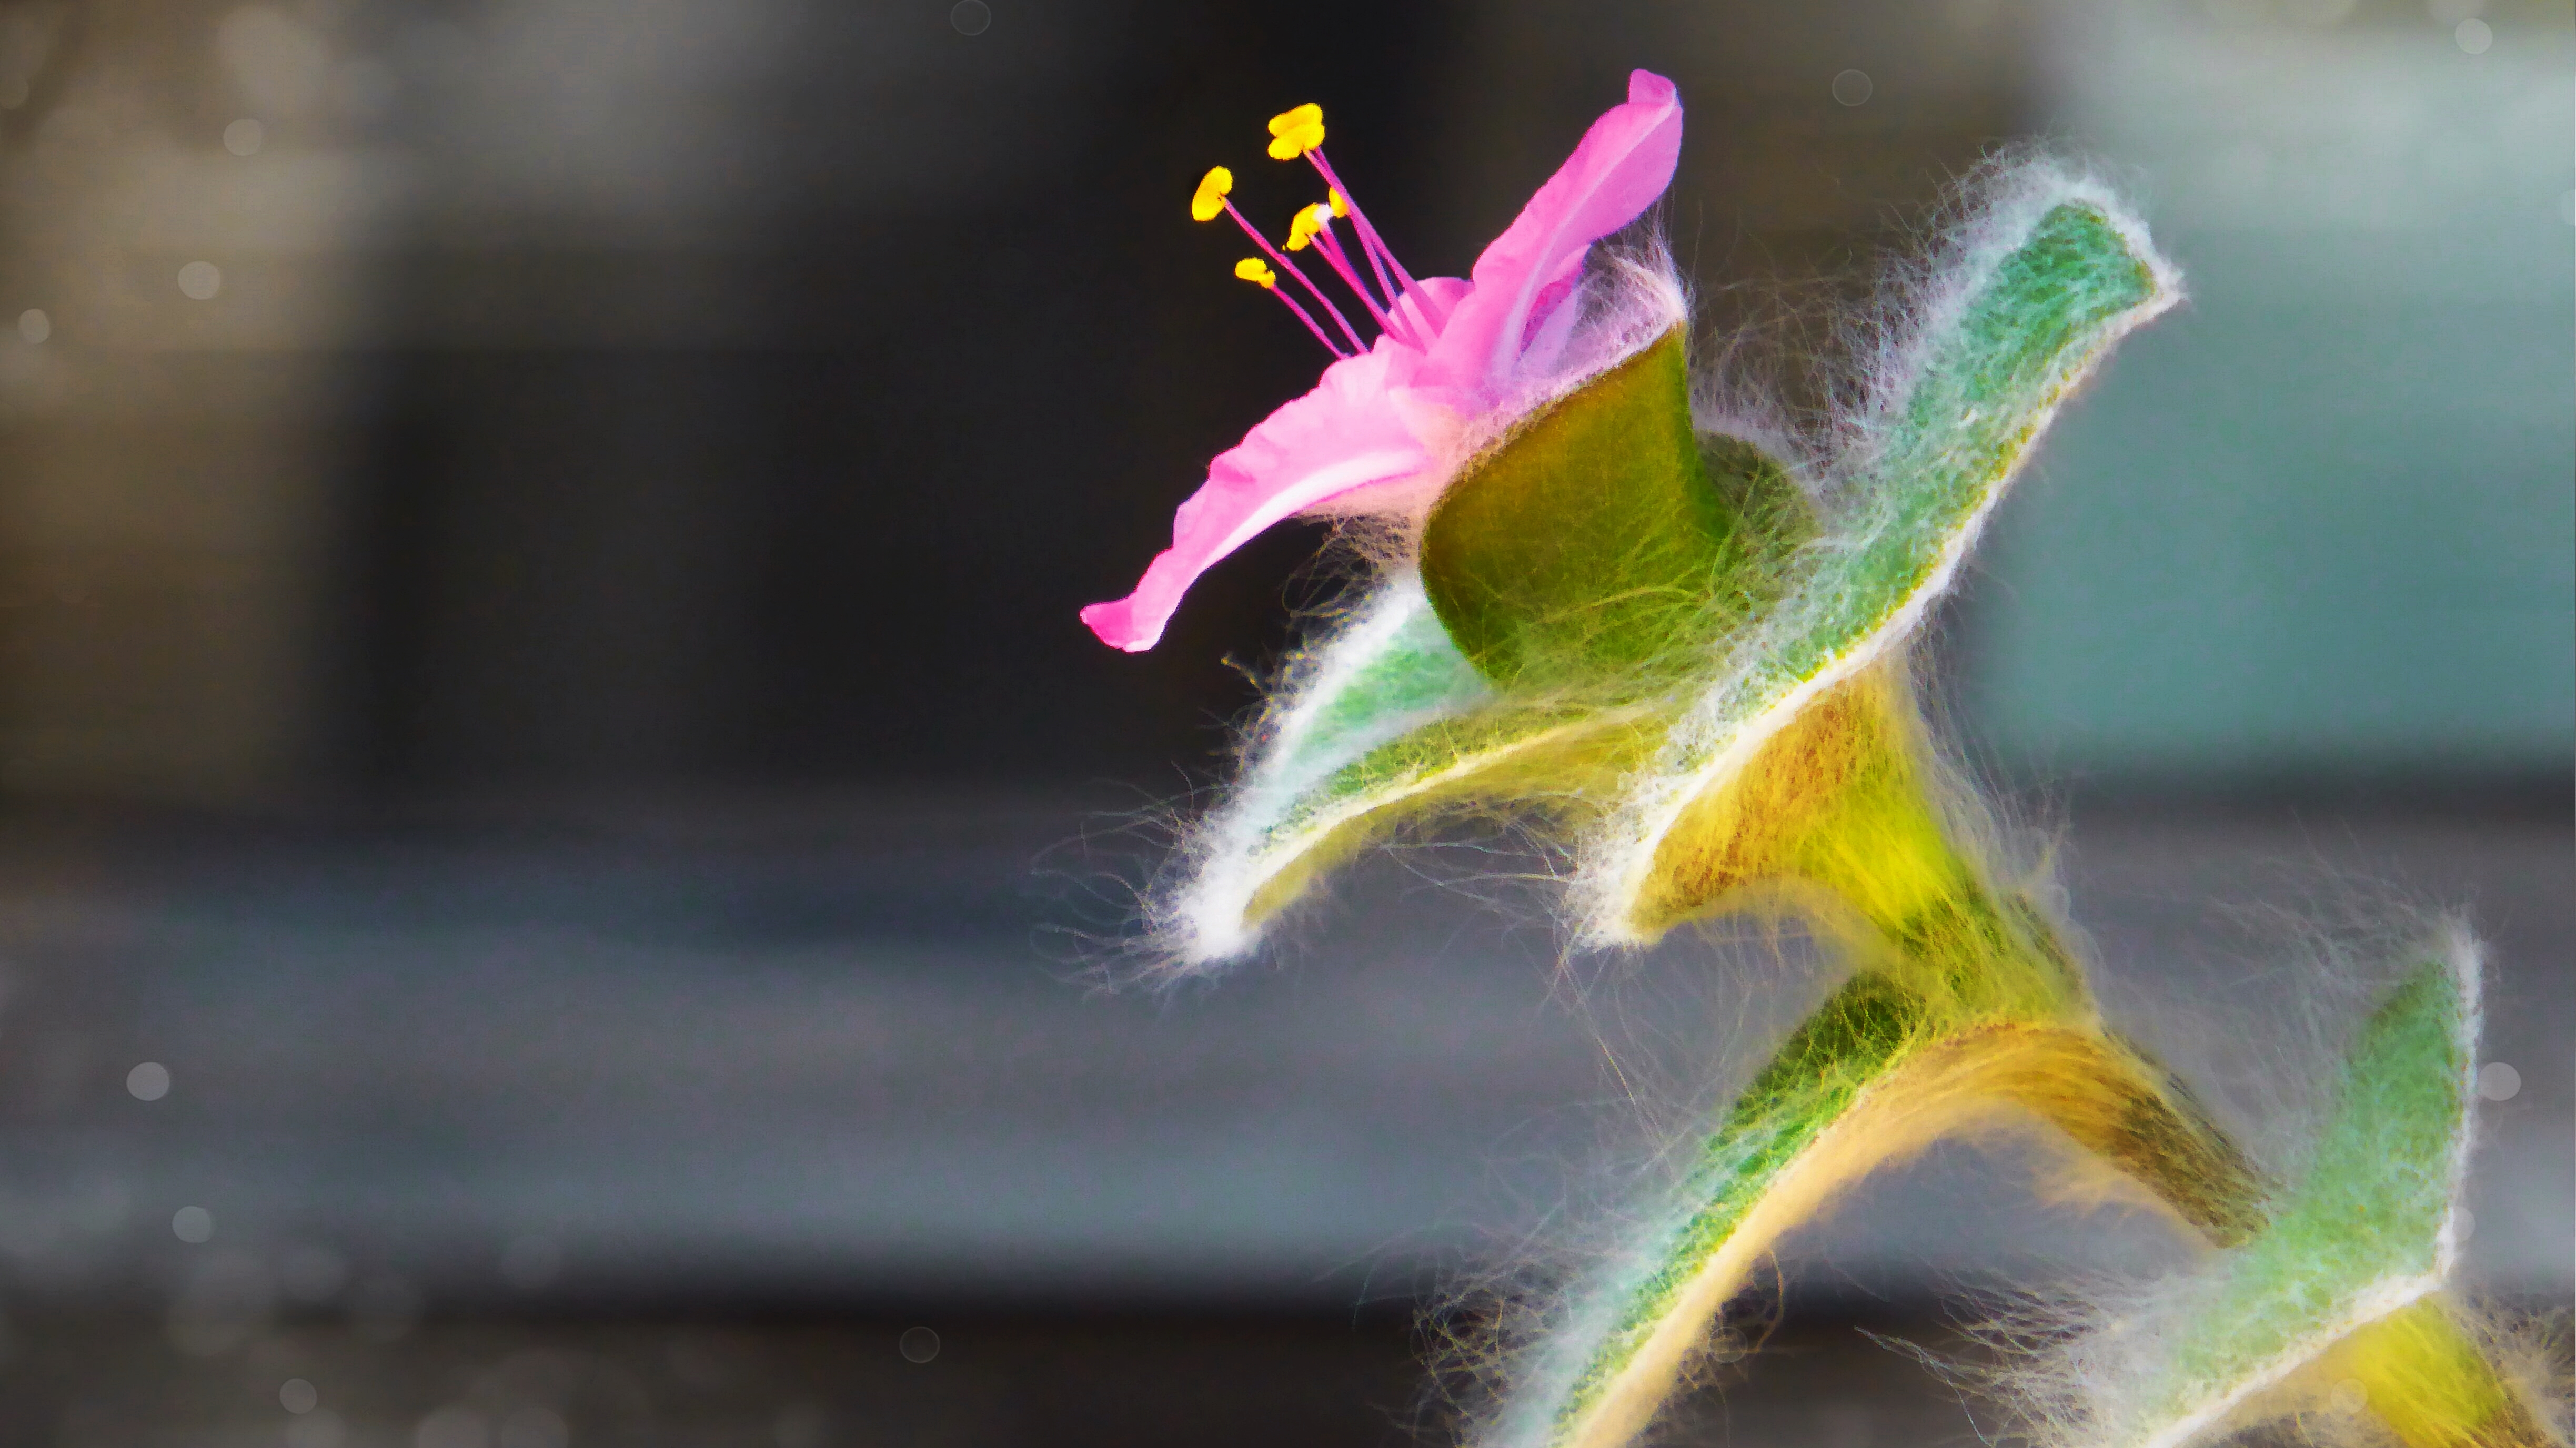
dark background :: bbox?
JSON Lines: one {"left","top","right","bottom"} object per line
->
{"left": 0, "top": 2, "right": 2563, "bottom": 1445}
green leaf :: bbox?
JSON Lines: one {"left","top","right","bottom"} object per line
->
{"left": 1421, "top": 330, "right": 1810, "bottom": 692}
{"left": 2078, "top": 946, "right": 2480, "bottom": 1448}
{"left": 1166, "top": 581, "right": 1657, "bottom": 963}
{"left": 1592, "top": 194, "right": 2181, "bottom": 945}
{"left": 1257, "top": 580, "right": 1495, "bottom": 797}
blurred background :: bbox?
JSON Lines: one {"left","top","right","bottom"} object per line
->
{"left": 0, "top": 0, "right": 2564, "bottom": 1443}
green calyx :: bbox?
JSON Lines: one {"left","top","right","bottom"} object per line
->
{"left": 1421, "top": 330, "right": 1812, "bottom": 694}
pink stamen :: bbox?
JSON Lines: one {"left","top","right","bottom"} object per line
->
{"left": 1323, "top": 191, "right": 1402, "bottom": 312}
{"left": 1266, "top": 284, "right": 1351, "bottom": 357}
{"left": 1222, "top": 200, "right": 1366, "bottom": 353}
{"left": 1303, "top": 150, "right": 1437, "bottom": 325}
{"left": 1309, "top": 224, "right": 1421, "bottom": 350}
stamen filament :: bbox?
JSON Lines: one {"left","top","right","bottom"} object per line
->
{"left": 1323, "top": 184, "right": 1403, "bottom": 318}
{"left": 1236, "top": 257, "right": 1350, "bottom": 357}
{"left": 1323, "top": 186, "right": 1403, "bottom": 318}
{"left": 1222, "top": 199, "right": 1367, "bottom": 353}
{"left": 1308, "top": 220, "right": 1422, "bottom": 350}
{"left": 1302, "top": 149, "right": 1436, "bottom": 326}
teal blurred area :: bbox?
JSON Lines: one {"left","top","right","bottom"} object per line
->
{"left": 1969, "top": 9, "right": 2575, "bottom": 782}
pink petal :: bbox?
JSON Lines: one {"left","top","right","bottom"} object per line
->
{"left": 1394, "top": 275, "right": 1471, "bottom": 339}
{"left": 1419, "top": 70, "right": 1683, "bottom": 395}
{"left": 1081, "top": 347, "right": 1431, "bottom": 652}
{"left": 1081, "top": 75, "right": 1684, "bottom": 653}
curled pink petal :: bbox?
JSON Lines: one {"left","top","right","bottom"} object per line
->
{"left": 1081, "top": 348, "right": 1430, "bottom": 652}
{"left": 1421, "top": 69, "right": 1683, "bottom": 394}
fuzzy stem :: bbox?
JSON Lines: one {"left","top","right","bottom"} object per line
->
{"left": 1632, "top": 663, "right": 2079, "bottom": 1016}
{"left": 1509, "top": 671, "right": 2285, "bottom": 1448}
{"left": 1515, "top": 987, "right": 2268, "bottom": 1448}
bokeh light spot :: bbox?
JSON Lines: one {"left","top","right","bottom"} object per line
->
{"left": 16, "top": 309, "right": 47, "bottom": 344}
{"left": 1831, "top": 69, "right": 1873, "bottom": 106}
{"left": 2476, "top": 1060, "right": 2520, "bottom": 1101}
{"left": 899, "top": 1325, "right": 940, "bottom": 1363}
{"left": 951, "top": 1, "right": 991, "bottom": 35}
{"left": 281, "top": 1378, "right": 320, "bottom": 1414}
{"left": 773, "top": 1404, "right": 828, "bottom": 1448}
{"left": 172, "top": 1205, "right": 214, "bottom": 1242}
{"left": 2454, "top": 18, "right": 2492, "bottom": 52}
{"left": 178, "top": 261, "right": 223, "bottom": 300}
{"left": 127, "top": 1061, "right": 170, "bottom": 1100}
{"left": 497, "top": 1405, "right": 568, "bottom": 1448}
{"left": 416, "top": 1404, "right": 489, "bottom": 1448}
{"left": 225, "top": 118, "right": 265, "bottom": 155}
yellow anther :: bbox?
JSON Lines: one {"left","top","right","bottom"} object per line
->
{"left": 1285, "top": 202, "right": 1331, "bottom": 251}
{"left": 1234, "top": 257, "right": 1277, "bottom": 289}
{"left": 1265, "top": 102, "right": 1324, "bottom": 160}
{"left": 1267, "top": 103, "right": 1322, "bottom": 138}
{"left": 1190, "top": 166, "right": 1234, "bottom": 222}
{"left": 1328, "top": 188, "right": 1348, "bottom": 218}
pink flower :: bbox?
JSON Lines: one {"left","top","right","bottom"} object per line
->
{"left": 1080, "top": 70, "right": 1686, "bottom": 652}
